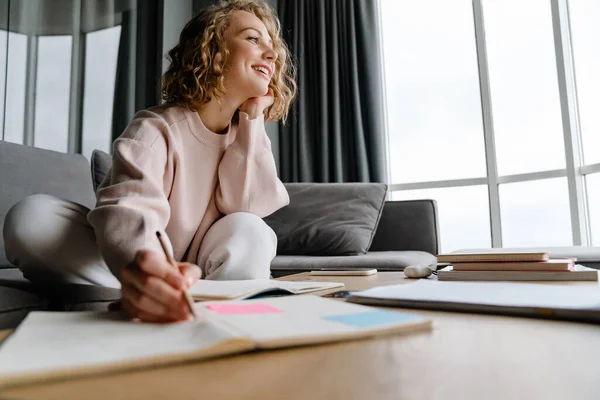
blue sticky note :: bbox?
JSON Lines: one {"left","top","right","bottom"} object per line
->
{"left": 323, "top": 310, "right": 422, "bottom": 328}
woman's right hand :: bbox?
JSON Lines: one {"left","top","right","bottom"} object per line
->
{"left": 120, "top": 250, "right": 202, "bottom": 322}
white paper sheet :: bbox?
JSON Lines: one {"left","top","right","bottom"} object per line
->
{"left": 351, "top": 280, "right": 600, "bottom": 309}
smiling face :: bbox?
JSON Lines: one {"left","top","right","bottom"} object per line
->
{"left": 162, "top": 0, "right": 296, "bottom": 122}
{"left": 222, "top": 10, "right": 278, "bottom": 100}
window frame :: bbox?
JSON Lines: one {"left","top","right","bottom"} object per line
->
{"left": 383, "top": 0, "right": 597, "bottom": 249}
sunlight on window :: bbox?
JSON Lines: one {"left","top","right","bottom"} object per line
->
{"left": 3, "top": 33, "right": 27, "bottom": 144}
{"left": 586, "top": 174, "right": 600, "bottom": 245}
{"left": 569, "top": 0, "right": 600, "bottom": 166}
{"left": 0, "top": 31, "right": 5, "bottom": 139}
{"left": 392, "top": 186, "right": 491, "bottom": 253}
{"left": 500, "top": 178, "right": 572, "bottom": 247}
{"left": 380, "top": 0, "right": 487, "bottom": 184}
{"left": 82, "top": 26, "right": 122, "bottom": 160}
{"left": 378, "top": 0, "right": 595, "bottom": 251}
{"left": 34, "top": 35, "right": 72, "bottom": 152}
{"left": 483, "top": 0, "right": 566, "bottom": 176}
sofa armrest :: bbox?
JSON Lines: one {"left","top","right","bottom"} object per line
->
{"left": 369, "top": 200, "right": 440, "bottom": 255}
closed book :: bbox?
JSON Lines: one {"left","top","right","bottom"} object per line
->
{"left": 451, "top": 259, "right": 574, "bottom": 271}
{"left": 437, "top": 251, "right": 549, "bottom": 263}
{"left": 437, "top": 265, "right": 598, "bottom": 282}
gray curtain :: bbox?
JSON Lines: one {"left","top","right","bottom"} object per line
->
{"left": 112, "top": 0, "right": 163, "bottom": 142}
{"left": 278, "top": 0, "right": 387, "bottom": 183}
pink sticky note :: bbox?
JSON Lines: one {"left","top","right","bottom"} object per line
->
{"left": 206, "top": 303, "right": 283, "bottom": 315}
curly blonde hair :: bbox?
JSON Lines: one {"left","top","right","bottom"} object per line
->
{"left": 162, "top": 0, "right": 296, "bottom": 123}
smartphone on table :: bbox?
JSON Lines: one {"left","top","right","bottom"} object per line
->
{"left": 309, "top": 268, "right": 377, "bottom": 276}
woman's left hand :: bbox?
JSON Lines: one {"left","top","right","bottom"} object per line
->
{"left": 239, "top": 88, "right": 274, "bottom": 120}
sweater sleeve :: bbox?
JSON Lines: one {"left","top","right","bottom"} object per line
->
{"left": 215, "top": 112, "right": 289, "bottom": 218}
{"left": 87, "top": 116, "right": 171, "bottom": 279}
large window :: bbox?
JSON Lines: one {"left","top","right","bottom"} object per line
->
{"left": 483, "top": 0, "right": 566, "bottom": 176}
{"left": 380, "top": 0, "right": 600, "bottom": 252}
{"left": 382, "top": 0, "right": 487, "bottom": 185}
{"left": 0, "top": 1, "right": 138, "bottom": 160}
{"left": 586, "top": 173, "right": 600, "bottom": 245}
{"left": 34, "top": 36, "right": 72, "bottom": 153}
{"left": 81, "top": 26, "right": 121, "bottom": 160}
{"left": 0, "top": 32, "right": 26, "bottom": 144}
{"left": 569, "top": 0, "right": 600, "bottom": 166}
{"left": 499, "top": 178, "right": 572, "bottom": 247}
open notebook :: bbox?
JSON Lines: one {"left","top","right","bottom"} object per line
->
{"left": 0, "top": 296, "right": 431, "bottom": 388}
{"left": 188, "top": 279, "right": 345, "bottom": 300}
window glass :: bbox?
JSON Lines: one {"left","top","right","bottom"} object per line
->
{"left": 499, "top": 177, "right": 572, "bottom": 247}
{"left": 81, "top": 26, "right": 121, "bottom": 160}
{"left": 381, "top": 0, "right": 487, "bottom": 184}
{"left": 585, "top": 173, "right": 600, "bottom": 245}
{"left": 4, "top": 32, "right": 27, "bottom": 144}
{"left": 483, "top": 0, "right": 566, "bottom": 176}
{"left": 34, "top": 35, "right": 72, "bottom": 152}
{"left": 569, "top": 0, "right": 600, "bottom": 166}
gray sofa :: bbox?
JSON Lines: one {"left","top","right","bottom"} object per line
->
{"left": 0, "top": 141, "right": 440, "bottom": 329}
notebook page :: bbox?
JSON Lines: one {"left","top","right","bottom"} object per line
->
{"left": 189, "top": 279, "right": 344, "bottom": 299}
{"left": 351, "top": 280, "right": 600, "bottom": 309}
{"left": 201, "top": 296, "right": 431, "bottom": 348}
{"left": 0, "top": 310, "right": 246, "bottom": 382}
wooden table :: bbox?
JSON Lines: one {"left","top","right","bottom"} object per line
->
{"left": 3, "top": 272, "right": 600, "bottom": 400}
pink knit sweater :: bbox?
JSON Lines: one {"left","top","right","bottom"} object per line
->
{"left": 87, "top": 104, "right": 289, "bottom": 277}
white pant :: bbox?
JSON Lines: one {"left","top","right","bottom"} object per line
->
{"left": 3, "top": 194, "right": 277, "bottom": 289}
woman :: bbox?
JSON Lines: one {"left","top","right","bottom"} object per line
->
{"left": 3, "top": 0, "right": 296, "bottom": 323}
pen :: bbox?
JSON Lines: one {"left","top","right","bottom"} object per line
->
{"left": 156, "top": 230, "right": 197, "bottom": 319}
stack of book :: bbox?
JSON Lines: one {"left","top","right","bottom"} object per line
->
{"left": 436, "top": 250, "right": 598, "bottom": 282}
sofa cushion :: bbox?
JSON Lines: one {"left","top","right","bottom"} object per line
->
{"left": 270, "top": 250, "right": 437, "bottom": 277}
{"left": 264, "top": 183, "right": 388, "bottom": 256}
{"left": 0, "top": 142, "right": 97, "bottom": 268}
{"left": 0, "top": 286, "right": 46, "bottom": 329}
{"left": 91, "top": 149, "right": 112, "bottom": 192}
